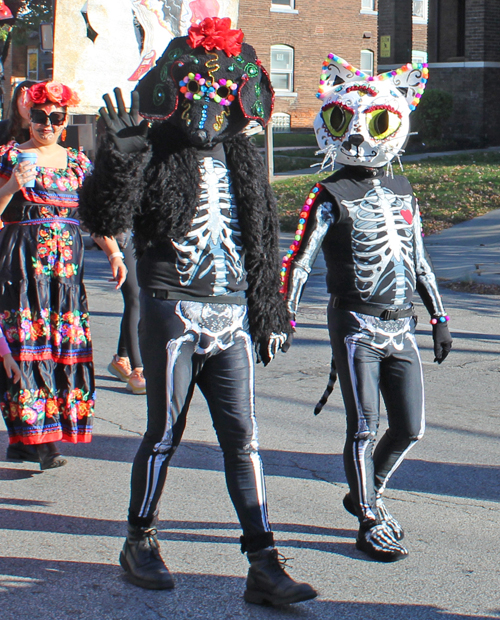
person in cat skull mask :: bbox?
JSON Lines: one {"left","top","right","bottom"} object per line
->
{"left": 79, "top": 17, "right": 316, "bottom": 606}
{"left": 281, "top": 54, "right": 452, "bottom": 562}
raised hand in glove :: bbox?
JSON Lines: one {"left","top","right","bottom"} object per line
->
{"left": 99, "top": 88, "right": 150, "bottom": 154}
{"left": 432, "top": 321, "right": 452, "bottom": 364}
{"left": 256, "top": 332, "right": 293, "bottom": 366}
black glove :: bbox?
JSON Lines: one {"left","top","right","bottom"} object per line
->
{"left": 99, "top": 88, "right": 150, "bottom": 154}
{"left": 432, "top": 321, "right": 452, "bottom": 364}
{"left": 256, "top": 332, "right": 293, "bottom": 366}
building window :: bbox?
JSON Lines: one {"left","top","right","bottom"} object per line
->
{"left": 270, "top": 45, "right": 294, "bottom": 93}
{"left": 412, "top": 0, "right": 428, "bottom": 23}
{"left": 270, "top": 0, "right": 298, "bottom": 14}
{"left": 27, "top": 48, "right": 39, "bottom": 81}
{"left": 361, "top": 0, "right": 375, "bottom": 9}
{"left": 360, "top": 50, "right": 374, "bottom": 76}
{"left": 412, "top": 50, "right": 428, "bottom": 65}
{"left": 272, "top": 112, "right": 291, "bottom": 132}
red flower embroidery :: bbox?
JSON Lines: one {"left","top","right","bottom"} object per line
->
{"left": 187, "top": 17, "right": 244, "bottom": 57}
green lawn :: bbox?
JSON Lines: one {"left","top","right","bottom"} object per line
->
{"left": 273, "top": 151, "right": 500, "bottom": 234}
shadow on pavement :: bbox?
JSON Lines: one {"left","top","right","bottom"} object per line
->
{"left": 0, "top": 467, "right": 43, "bottom": 481}
{"left": 20, "top": 434, "right": 498, "bottom": 503}
{"left": 0, "top": 508, "right": 356, "bottom": 558}
{"left": 0, "top": 556, "right": 496, "bottom": 620}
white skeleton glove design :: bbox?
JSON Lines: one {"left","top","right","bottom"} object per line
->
{"left": 256, "top": 332, "right": 293, "bottom": 366}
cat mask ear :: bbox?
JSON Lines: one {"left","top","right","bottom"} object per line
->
{"left": 317, "top": 53, "right": 369, "bottom": 100}
{"left": 317, "top": 53, "right": 428, "bottom": 110}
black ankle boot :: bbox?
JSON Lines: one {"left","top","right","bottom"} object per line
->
{"left": 119, "top": 523, "right": 174, "bottom": 590}
{"left": 6, "top": 442, "right": 39, "bottom": 463}
{"left": 244, "top": 548, "right": 317, "bottom": 606}
{"left": 36, "top": 443, "right": 67, "bottom": 470}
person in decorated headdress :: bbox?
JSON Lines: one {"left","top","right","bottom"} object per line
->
{"left": 0, "top": 81, "right": 127, "bottom": 469}
{"left": 282, "top": 55, "right": 453, "bottom": 562}
{"left": 79, "top": 17, "right": 316, "bottom": 606}
{"left": 0, "top": 80, "right": 37, "bottom": 146}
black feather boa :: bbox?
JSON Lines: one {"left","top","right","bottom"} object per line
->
{"left": 79, "top": 125, "right": 291, "bottom": 343}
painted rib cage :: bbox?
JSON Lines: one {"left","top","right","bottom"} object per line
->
{"left": 343, "top": 183, "right": 415, "bottom": 304}
{"left": 172, "top": 157, "right": 244, "bottom": 293}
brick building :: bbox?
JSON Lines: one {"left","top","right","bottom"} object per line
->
{"left": 427, "top": 0, "right": 500, "bottom": 146}
{"left": 238, "top": 0, "right": 379, "bottom": 129}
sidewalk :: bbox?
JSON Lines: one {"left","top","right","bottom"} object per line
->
{"left": 425, "top": 208, "right": 500, "bottom": 286}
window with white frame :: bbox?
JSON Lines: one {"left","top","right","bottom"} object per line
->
{"left": 360, "top": 50, "right": 374, "bottom": 76}
{"left": 272, "top": 0, "right": 294, "bottom": 7}
{"left": 412, "top": 50, "right": 428, "bottom": 65}
{"left": 272, "top": 112, "right": 291, "bottom": 132}
{"left": 361, "top": 0, "right": 376, "bottom": 12}
{"left": 270, "top": 45, "right": 294, "bottom": 93}
{"left": 412, "top": 0, "right": 428, "bottom": 22}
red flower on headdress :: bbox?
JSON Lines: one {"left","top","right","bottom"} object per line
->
{"left": 26, "top": 82, "right": 80, "bottom": 107}
{"left": 28, "top": 83, "right": 48, "bottom": 105}
{"left": 187, "top": 17, "right": 244, "bottom": 57}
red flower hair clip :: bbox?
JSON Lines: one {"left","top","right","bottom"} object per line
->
{"left": 187, "top": 17, "right": 244, "bottom": 57}
{"left": 25, "top": 81, "right": 80, "bottom": 108}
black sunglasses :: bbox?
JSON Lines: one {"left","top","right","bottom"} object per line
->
{"left": 30, "top": 109, "right": 67, "bottom": 126}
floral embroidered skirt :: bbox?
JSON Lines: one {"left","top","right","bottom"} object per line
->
{"left": 0, "top": 217, "right": 95, "bottom": 444}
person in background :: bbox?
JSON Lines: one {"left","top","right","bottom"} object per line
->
{"left": 0, "top": 81, "right": 126, "bottom": 469}
{"left": 0, "top": 80, "right": 37, "bottom": 145}
{"left": 94, "top": 231, "right": 145, "bottom": 395}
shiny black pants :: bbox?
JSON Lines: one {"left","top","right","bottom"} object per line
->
{"left": 328, "top": 305, "right": 425, "bottom": 525}
{"left": 128, "top": 293, "right": 273, "bottom": 552}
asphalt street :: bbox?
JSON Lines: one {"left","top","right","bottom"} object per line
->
{"left": 1, "top": 229, "right": 500, "bottom": 620}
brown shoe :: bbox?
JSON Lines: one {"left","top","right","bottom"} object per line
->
{"left": 127, "top": 369, "right": 146, "bottom": 395}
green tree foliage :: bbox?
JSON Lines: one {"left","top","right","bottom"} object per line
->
{"left": 12, "top": 0, "right": 53, "bottom": 46}
{"left": 412, "top": 89, "right": 453, "bottom": 141}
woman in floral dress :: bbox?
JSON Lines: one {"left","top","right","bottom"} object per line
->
{"left": 0, "top": 82, "right": 126, "bottom": 469}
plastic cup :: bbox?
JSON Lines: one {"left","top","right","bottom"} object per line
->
{"left": 17, "top": 151, "right": 37, "bottom": 188}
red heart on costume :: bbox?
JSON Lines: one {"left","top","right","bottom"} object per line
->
{"left": 401, "top": 209, "right": 413, "bottom": 225}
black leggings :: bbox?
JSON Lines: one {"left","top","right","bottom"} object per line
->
{"left": 116, "top": 242, "right": 142, "bottom": 369}
{"left": 128, "top": 293, "right": 273, "bottom": 551}
{"left": 328, "top": 304, "right": 425, "bottom": 525}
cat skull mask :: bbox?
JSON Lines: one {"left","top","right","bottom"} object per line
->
{"left": 314, "top": 53, "right": 428, "bottom": 168}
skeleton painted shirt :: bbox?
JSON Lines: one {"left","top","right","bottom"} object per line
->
{"left": 285, "top": 166, "right": 446, "bottom": 318}
{"left": 137, "top": 144, "right": 248, "bottom": 299}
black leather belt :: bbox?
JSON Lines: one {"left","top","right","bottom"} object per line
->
{"left": 331, "top": 296, "right": 414, "bottom": 320}
{"left": 144, "top": 288, "right": 247, "bottom": 305}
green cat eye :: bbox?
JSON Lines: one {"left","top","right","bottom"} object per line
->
{"left": 367, "top": 108, "right": 401, "bottom": 140}
{"left": 322, "top": 104, "right": 353, "bottom": 138}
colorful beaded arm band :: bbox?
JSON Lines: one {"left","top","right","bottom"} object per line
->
{"left": 280, "top": 184, "right": 323, "bottom": 297}
{"left": 430, "top": 316, "right": 449, "bottom": 325}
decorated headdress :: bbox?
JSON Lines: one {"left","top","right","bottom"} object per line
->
{"left": 314, "top": 53, "right": 428, "bottom": 168}
{"left": 135, "top": 17, "right": 274, "bottom": 143}
{"left": 24, "top": 81, "right": 80, "bottom": 108}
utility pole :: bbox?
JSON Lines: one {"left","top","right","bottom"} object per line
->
{"left": 265, "top": 120, "right": 274, "bottom": 181}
